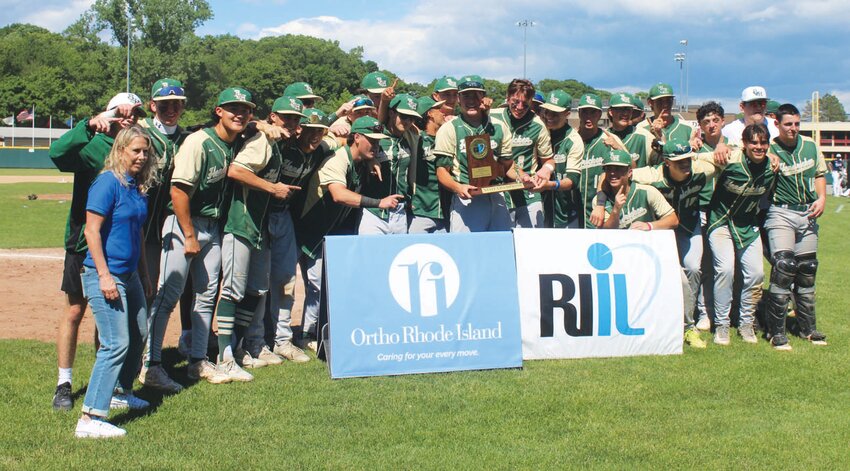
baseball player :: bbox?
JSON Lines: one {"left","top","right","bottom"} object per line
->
{"left": 639, "top": 83, "right": 693, "bottom": 164}
{"left": 408, "top": 96, "right": 448, "bottom": 233}
{"left": 607, "top": 92, "right": 656, "bottom": 168}
{"left": 537, "top": 90, "right": 584, "bottom": 228}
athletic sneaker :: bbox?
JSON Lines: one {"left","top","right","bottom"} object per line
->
{"left": 178, "top": 332, "right": 192, "bottom": 357}
{"left": 139, "top": 364, "right": 184, "bottom": 393}
{"left": 274, "top": 340, "right": 311, "bottom": 363}
{"left": 236, "top": 348, "right": 268, "bottom": 369}
{"left": 738, "top": 324, "right": 758, "bottom": 344}
{"left": 805, "top": 331, "right": 828, "bottom": 346}
{"left": 187, "top": 359, "right": 231, "bottom": 384}
{"left": 75, "top": 416, "right": 126, "bottom": 439}
{"left": 110, "top": 392, "right": 150, "bottom": 410}
{"left": 696, "top": 315, "right": 711, "bottom": 332}
{"left": 713, "top": 325, "right": 731, "bottom": 346}
{"left": 257, "top": 345, "right": 284, "bottom": 365}
{"left": 53, "top": 382, "right": 73, "bottom": 411}
{"left": 771, "top": 333, "right": 793, "bottom": 351}
{"left": 219, "top": 359, "right": 253, "bottom": 382}
{"left": 296, "top": 334, "right": 318, "bottom": 353}
{"left": 684, "top": 329, "right": 707, "bottom": 349}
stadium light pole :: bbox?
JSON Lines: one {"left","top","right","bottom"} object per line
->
{"left": 680, "top": 39, "right": 689, "bottom": 113}
{"left": 674, "top": 53, "right": 685, "bottom": 112}
{"left": 516, "top": 19, "right": 535, "bottom": 79}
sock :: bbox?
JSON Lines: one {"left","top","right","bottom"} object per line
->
{"left": 58, "top": 368, "right": 72, "bottom": 386}
{"left": 216, "top": 299, "right": 236, "bottom": 362}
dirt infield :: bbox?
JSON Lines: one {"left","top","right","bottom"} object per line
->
{"left": 0, "top": 248, "right": 304, "bottom": 344}
{"left": 0, "top": 175, "right": 72, "bottom": 184}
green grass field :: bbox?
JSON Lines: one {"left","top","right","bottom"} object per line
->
{"left": 0, "top": 182, "right": 70, "bottom": 248}
{"left": 1, "top": 191, "right": 848, "bottom": 469}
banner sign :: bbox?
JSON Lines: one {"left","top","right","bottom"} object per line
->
{"left": 324, "top": 232, "right": 523, "bottom": 378}
{"left": 513, "top": 228, "right": 683, "bottom": 360}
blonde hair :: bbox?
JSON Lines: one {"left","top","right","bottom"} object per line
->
{"left": 102, "top": 125, "right": 157, "bottom": 193}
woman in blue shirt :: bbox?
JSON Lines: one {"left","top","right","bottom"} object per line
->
{"left": 75, "top": 126, "right": 156, "bottom": 438}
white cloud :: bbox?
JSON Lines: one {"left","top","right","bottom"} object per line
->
{"left": 1, "top": 0, "right": 94, "bottom": 31}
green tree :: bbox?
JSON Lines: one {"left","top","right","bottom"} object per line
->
{"left": 804, "top": 93, "right": 847, "bottom": 122}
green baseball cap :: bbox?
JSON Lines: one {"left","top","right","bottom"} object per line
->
{"left": 433, "top": 76, "right": 459, "bottom": 92}
{"left": 632, "top": 95, "right": 645, "bottom": 111}
{"left": 577, "top": 93, "right": 602, "bottom": 110}
{"left": 540, "top": 90, "right": 573, "bottom": 113}
{"left": 300, "top": 108, "right": 329, "bottom": 129}
{"left": 151, "top": 78, "right": 186, "bottom": 101}
{"left": 389, "top": 93, "right": 422, "bottom": 118}
{"left": 766, "top": 99, "right": 781, "bottom": 115}
{"left": 217, "top": 87, "right": 256, "bottom": 108}
{"left": 662, "top": 138, "right": 694, "bottom": 161}
{"left": 416, "top": 96, "right": 445, "bottom": 116}
{"left": 648, "top": 83, "right": 674, "bottom": 99}
{"left": 351, "top": 116, "right": 389, "bottom": 139}
{"left": 350, "top": 94, "right": 376, "bottom": 112}
{"left": 609, "top": 92, "right": 635, "bottom": 108}
{"left": 603, "top": 149, "right": 632, "bottom": 167}
{"left": 361, "top": 72, "right": 391, "bottom": 93}
{"left": 457, "top": 75, "right": 486, "bottom": 93}
{"left": 271, "top": 96, "right": 306, "bottom": 117}
{"left": 283, "top": 82, "right": 321, "bottom": 101}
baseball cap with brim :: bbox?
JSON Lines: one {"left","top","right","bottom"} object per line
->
{"left": 457, "top": 75, "right": 486, "bottom": 93}
{"left": 662, "top": 138, "right": 694, "bottom": 161}
{"left": 741, "top": 86, "right": 769, "bottom": 103}
{"left": 416, "top": 96, "right": 445, "bottom": 116}
{"left": 533, "top": 92, "right": 545, "bottom": 104}
{"left": 603, "top": 149, "right": 632, "bottom": 167}
{"left": 577, "top": 93, "right": 602, "bottom": 110}
{"left": 271, "top": 96, "right": 306, "bottom": 117}
{"left": 351, "top": 95, "right": 376, "bottom": 112}
{"left": 389, "top": 94, "right": 422, "bottom": 118}
{"left": 217, "top": 87, "right": 256, "bottom": 108}
{"left": 434, "top": 76, "right": 459, "bottom": 92}
{"left": 151, "top": 78, "right": 187, "bottom": 101}
{"left": 649, "top": 83, "right": 675, "bottom": 99}
{"left": 351, "top": 116, "right": 388, "bottom": 139}
{"left": 361, "top": 72, "right": 391, "bottom": 93}
{"left": 540, "top": 90, "right": 573, "bottom": 112}
{"left": 609, "top": 92, "right": 635, "bottom": 108}
{"left": 107, "top": 92, "right": 147, "bottom": 117}
{"left": 284, "top": 82, "right": 322, "bottom": 101}
{"left": 300, "top": 108, "right": 329, "bottom": 129}
{"left": 632, "top": 96, "right": 645, "bottom": 111}
{"left": 766, "top": 100, "right": 780, "bottom": 114}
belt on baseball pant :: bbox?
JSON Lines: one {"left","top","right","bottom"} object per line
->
{"left": 774, "top": 203, "right": 809, "bottom": 212}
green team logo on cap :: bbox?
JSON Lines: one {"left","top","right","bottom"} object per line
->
{"left": 233, "top": 89, "right": 247, "bottom": 101}
{"left": 376, "top": 76, "right": 388, "bottom": 87}
{"left": 290, "top": 98, "right": 302, "bottom": 111}
{"left": 446, "top": 77, "right": 457, "bottom": 87}
{"left": 578, "top": 93, "right": 601, "bottom": 109}
{"left": 662, "top": 138, "right": 693, "bottom": 160}
{"left": 407, "top": 97, "right": 417, "bottom": 109}
{"left": 604, "top": 149, "right": 631, "bottom": 166}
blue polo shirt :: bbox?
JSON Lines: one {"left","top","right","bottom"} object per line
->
{"left": 83, "top": 171, "right": 148, "bottom": 274}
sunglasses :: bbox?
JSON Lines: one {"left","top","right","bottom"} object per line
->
{"left": 354, "top": 97, "right": 375, "bottom": 108}
{"left": 155, "top": 86, "right": 185, "bottom": 97}
{"left": 459, "top": 81, "right": 484, "bottom": 90}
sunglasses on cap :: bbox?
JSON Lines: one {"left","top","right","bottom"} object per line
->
{"left": 155, "top": 86, "right": 185, "bottom": 97}
{"left": 354, "top": 97, "right": 375, "bottom": 108}
{"left": 459, "top": 81, "right": 484, "bottom": 90}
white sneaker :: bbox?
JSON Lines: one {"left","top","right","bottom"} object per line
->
{"left": 220, "top": 359, "right": 254, "bottom": 382}
{"left": 178, "top": 332, "right": 192, "bottom": 357}
{"left": 257, "top": 345, "right": 284, "bottom": 365}
{"left": 236, "top": 348, "right": 268, "bottom": 369}
{"left": 714, "top": 325, "right": 731, "bottom": 346}
{"left": 188, "top": 359, "right": 231, "bottom": 384}
{"left": 75, "top": 416, "right": 126, "bottom": 438}
{"left": 274, "top": 341, "right": 310, "bottom": 363}
{"left": 139, "top": 364, "right": 183, "bottom": 393}
{"left": 696, "top": 315, "right": 711, "bottom": 332}
{"left": 110, "top": 392, "right": 150, "bottom": 410}
{"left": 738, "top": 324, "right": 758, "bottom": 344}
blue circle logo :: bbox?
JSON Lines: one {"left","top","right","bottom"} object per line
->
{"left": 587, "top": 243, "right": 613, "bottom": 270}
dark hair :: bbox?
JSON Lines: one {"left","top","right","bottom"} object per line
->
{"left": 507, "top": 79, "right": 535, "bottom": 100}
{"left": 742, "top": 123, "right": 769, "bottom": 143}
{"left": 346, "top": 134, "right": 356, "bottom": 146}
{"left": 697, "top": 101, "right": 725, "bottom": 122}
{"left": 775, "top": 103, "right": 800, "bottom": 122}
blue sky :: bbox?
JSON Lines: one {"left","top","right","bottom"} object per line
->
{"left": 3, "top": 0, "right": 850, "bottom": 111}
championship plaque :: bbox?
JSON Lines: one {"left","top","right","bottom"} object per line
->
{"left": 465, "top": 134, "right": 524, "bottom": 194}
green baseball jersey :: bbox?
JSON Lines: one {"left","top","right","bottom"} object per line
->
{"left": 139, "top": 118, "right": 188, "bottom": 245}
{"left": 49, "top": 119, "right": 114, "bottom": 253}
{"left": 609, "top": 125, "right": 656, "bottom": 168}
{"left": 631, "top": 160, "right": 716, "bottom": 234}
{"left": 595, "top": 183, "right": 675, "bottom": 229}
{"left": 571, "top": 129, "right": 625, "bottom": 228}
{"left": 638, "top": 115, "right": 693, "bottom": 151}
{"left": 490, "top": 108, "right": 553, "bottom": 207}
{"left": 272, "top": 140, "right": 335, "bottom": 214}
{"left": 769, "top": 135, "right": 827, "bottom": 206}
{"left": 433, "top": 115, "right": 513, "bottom": 185}
{"left": 360, "top": 130, "right": 418, "bottom": 220}
{"left": 543, "top": 125, "right": 584, "bottom": 228}
{"left": 222, "top": 130, "right": 282, "bottom": 248}
{"left": 707, "top": 150, "right": 775, "bottom": 250}
{"left": 295, "top": 146, "right": 364, "bottom": 260}
{"left": 692, "top": 137, "right": 735, "bottom": 211}
{"left": 170, "top": 127, "right": 235, "bottom": 219}
{"left": 409, "top": 132, "right": 443, "bottom": 219}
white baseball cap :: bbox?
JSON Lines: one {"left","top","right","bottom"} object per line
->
{"left": 741, "top": 86, "right": 769, "bottom": 103}
{"left": 106, "top": 92, "right": 147, "bottom": 116}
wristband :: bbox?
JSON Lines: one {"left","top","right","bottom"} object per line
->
{"left": 647, "top": 222, "right": 653, "bottom": 231}
{"left": 360, "top": 196, "right": 380, "bottom": 208}
{"left": 595, "top": 191, "right": 608, "bottom": 206}
{"left": 553, "top": 179, "right": 561, "bottom": 191}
